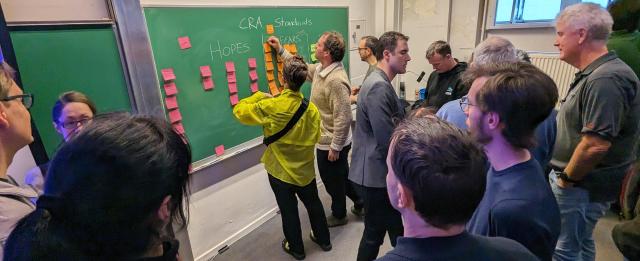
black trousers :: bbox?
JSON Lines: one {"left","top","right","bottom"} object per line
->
{"left": 317, "top": 144, "right": 363, "bottom": 219}
{"left": 268, "top": 175, "right": 330, "bottom": 254}
{"left": 355, "top": 184, "right": 403, "bottom": 261}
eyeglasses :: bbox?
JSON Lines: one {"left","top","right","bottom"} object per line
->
{"left": 459, "top": 96, "right": 476, "bottom": 112}
{"left": 0, "top": 94, "right": 34, "bottom": 109}
{"left": 59, "top": 117, "right": 93, "bottom": 130}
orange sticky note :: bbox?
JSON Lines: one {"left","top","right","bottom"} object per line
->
{"left": 168, "top": 109, "right": 182, "bottom": 123}
{"left": 267, "top": 73, "right": 275, "bottom": 81}
{"left": 161, "top": 68, "right": 176, "bottom": 82}
{"left": 164, "top": 82, "right": 178, "bottom": 96}
{"left": 215, "top": 145, "right": 225, "bottom": 156}
{"left": 263, "top": 43, "right": 272, "bottom": 53}
{"left": 178, "top": 36, "right": 191, "bottom": 49}
{"left": 203, "top": 77, "right": 214, "bottom": 91}
{"left": 248, "top": 58, "right": 257, "bottom": 69}
{"left": 249, "top": 70, "right": 258, "bottom": 82}
{"left": 228, "top": 83, "right": 238, "bottom": 94}
{"left": 165, "top": 96, "right": 178, "bottom": 110}
{"left": 277, "top": 63, "right": 284, "bottom": 72}
{"left": 230, "top": 94, "right": 239, "bottom": 106}
{"left": 264, "top": 53, "right": 273, "bottom": 62}
{"left": 250, "top": 82, "right": 259, "bottom": 93}
{"left": 266, "top": 24, "right": 274, "bottom": 34}
{"left": 173, "top": 123, "right": 185, "bottom": 134}
{"left": 290, "top": 44, "right": 298, "bottom": 53}
{"left": 225, "top": 61, "right": 235, "bottom": 72}
{"left": 266, "top": 62, "right": 274, "bottom": 71}
{"left": 269, "top": 82, "right": 280, "bottom": 96}
{"left": 200, "top": 65, "right": 212, "bottom": 77}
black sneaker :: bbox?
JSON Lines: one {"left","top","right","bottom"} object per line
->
{"left": 309, "top": 232, "right": 332, "bottom": 251}
{"left": 351, "top": 205, "right": 365, "bottom": 218}
{"left": 281, "top": 239, "right": 305, "bottom": 260}
{"left": 326, "top": 215, "right": 348, "bottom": 227}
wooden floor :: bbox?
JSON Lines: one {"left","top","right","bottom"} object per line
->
{"left": 213, "top": 185, "right": 625, "bottom": 261}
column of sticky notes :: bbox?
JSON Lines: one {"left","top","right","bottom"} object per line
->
{"left": 161, "top": 68, "right": 185, "bottom": 135}
{"left": 225, "top": 61, "right": 239, "bottom": 106}
{"left": 248, "top": 58, "right": 259, "bottom": 93}
{"left": 310, "top": 43, "right": 318, "bottom": 63}
{"left": 200, "top": 65, "right": 214, "bottom": 91}
{"left": 264, "top": 44, "right": 280, "bottom": 96}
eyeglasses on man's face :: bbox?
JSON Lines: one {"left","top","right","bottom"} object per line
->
{"left": 459, "top": 96, "right": 476, "bottom": 112}
{"left": 0, "top": 93, "right": 34, "bottom": 109}
{"left": 59, "top": 117, "right": 93, "bottom": 130}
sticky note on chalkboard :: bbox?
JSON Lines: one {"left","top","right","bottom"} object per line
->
{"left": 173, "top": 123, "right": 185, "bottom": 135}
{"left": 165, "top": 96, "right": 178, "bottom": 110}
{"left": 249, "top": 70, "right": 258, "bottom": 82}
{"left": 230, "top": 94, "right": 239, "bottom": 106}
{"left": 264, "top": 53, "right": 273, "bottom": 62}
{"left": 228, "top": 83, "right": 238, "bottom": 94}
{"left": 290, "top": 44, "right": 298, "bottom": 53}
{"left": 267, "top": 73, "right": 275, "bottom": 81}
{"left": 310, "top": 44, "right": 317, "bottom": 52}
{"left": 266, "top": 24, "right": 274, "bottom": 35}
{"left": 277, "top": 63, "right": 283, "bottom": 72}
{"left": 164, "top": 82, "right": 178, "bottom": 96}
{"left": 168, "top": 109, "right": 182, "bottom": 123}
{"left": 161, "top": 68, "right": 176, "bottom": 82}
{"left": 178, "top": 36, "right": 191, "bottom": 49}
{"left": 263, "top": 43, "right": 272, "bottom": 53}
{"left": 227, "top": 73, "right": 237, "bottom": 83}
{"left": 225, "top": 61, "right": 235, "bottom": 72}
{"left": 248, "top": 58, "right": 257, "bottom": 69}
{"left": 250, "top": 82, "right": 259, "bottom": 93}
{"left": 200, "top": 65, "right": 212, "bottom": 77}
{"left": 215, "top": 145, "right": 225, "bottom": 156}
{"left": 269, "top": 82, "right": 280, "bottom": 96}
{"left": 266, "top": 62, "right": 274, "bottom": 71}
{"left": 203, "top": 77, "right": 214, "bottom": 91}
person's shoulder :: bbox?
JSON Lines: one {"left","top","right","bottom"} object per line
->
{"left": 375, "top": 253, "right": 405, "bottom": 261}
{"left": 471, "top": 234, "right": 539, "bottom": 261}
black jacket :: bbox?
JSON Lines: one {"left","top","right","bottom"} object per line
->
{"left": 424, "top": 61, "right": 468, "bottom": 110}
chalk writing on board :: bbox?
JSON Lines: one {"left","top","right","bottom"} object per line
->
{"left": 209, "top": 40, "right": 251, "bottom": 60}
{"left": 273, "top": 17, "right": 313, "bottom": 27}
{"left": 239, "top": 16, "right": 263, "bottom": 30}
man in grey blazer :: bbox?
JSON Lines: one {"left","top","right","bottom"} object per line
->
{"left": 349, "top": 31, "right": 411, "bottom": 261}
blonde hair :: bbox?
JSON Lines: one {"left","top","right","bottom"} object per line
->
{"left": 0, "top": 62, "right": 16, "bottom": 99}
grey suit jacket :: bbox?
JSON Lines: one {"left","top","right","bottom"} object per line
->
{"left": 349, "top": 68, "right": 405, "bottom": 188}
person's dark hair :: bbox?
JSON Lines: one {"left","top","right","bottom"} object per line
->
{"left": 283, "top": 55, "right": 308, "bottom": 92}
{"left": 361, "top": 35, "right": 380, "bottom": 54}
{"left": 390, "top": 117, "right": 487, "bottom": 229}
{"left": 5, "top": 113, "right": 192, "bottom": 260}
{"left": 608, "top": 0, "right": 640, "bottom": 32}
{"left": 375, "top": 31, "right": 410, "bottom": 61}
{"left": 323, "top": 31, "right": 346, "bottom": 62}
{"left": 52, "top": 91, "right": 97, "bottom": 123}
{"left": 425, "top": 40, "right": 452, "bottom": 59}
{"left": 471, "top": 62, "right": 558, "bottom": 149}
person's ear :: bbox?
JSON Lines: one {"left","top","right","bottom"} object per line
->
{"left": 486, "top": 111, "right": 501, "bottom": 130}
{"left": 397, "top": 183, "right": 414, "bottom": 209}
{"left": 577, "top": 28, "right": 588, "bottom": 45}
{"left": 157, "top": 195, "right": 172, "bottom": 222}
{"left": 0, "top": 108, "right": 9, "bottom": 130}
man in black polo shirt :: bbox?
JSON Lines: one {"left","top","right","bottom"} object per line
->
{"left": 550, "top": 3, "right": 640, "bottom": 261}
{"left": 377, "top": 116, "right": 537, "bottom": 261}
{"left": 422, "top": 40, "right": 467, "bottom": 110}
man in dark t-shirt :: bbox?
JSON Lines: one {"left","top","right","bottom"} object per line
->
{"left": 423, "top": 40, "right": 468, "bottom": 110}
{"left": 377, "top": 116, "right": 536, "bottom": 261}
{"left": 463, "top": 63, "right": 560, "bottom": 261}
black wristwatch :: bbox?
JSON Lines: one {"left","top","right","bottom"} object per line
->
{"left": 556, "top": 171, "right": 580, "bottom": 184}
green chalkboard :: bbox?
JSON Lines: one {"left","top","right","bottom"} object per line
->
{"left": 10, "top": 27, "right": 132, "bottom": 158}
{"left": 144, "top": 6, "right": 349, "bottom": 162}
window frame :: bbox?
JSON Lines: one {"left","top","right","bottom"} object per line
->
{"left": 486, "top": 0, "right": 610, "bottom": 30}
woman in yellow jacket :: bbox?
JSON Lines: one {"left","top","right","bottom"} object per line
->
{"left": 233, "top": 55, "right": 330, "bottom": 260}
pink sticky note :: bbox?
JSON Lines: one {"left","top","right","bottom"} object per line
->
{"left": 165, "top": 96, "right": 178, "bottom": 110}
{"left": 225, "top": 61, "right": 236, "bottom": 72}
{"left": 248, "top": 58, "right": 257, "bottom": 69}
{"left": 164, "top": 82, "right": 178, "bottom": 96}
{"left": 168, "top": 109, "right": 182, "bottom": 123}
{"left": 228, "top": 83, "right": 238, "bottom": 94}
{"left": 173, "top": 123, "right": 185, "bottom": 134}
{"left": 161, "top": 68, "right": 176, "bottom": 82}
{"left": 230, "top": 94, "right": 239, "bottom": 106}
{"left": 250, "top": 82, "right": 259, "bottom": 93}
{"left": 249, "top": 70, "right": 258, "bottom": 82}
{"left": 203, "top": 77, "right": 214, "bottom": 91}
{"left": 200, "top": 65, "right": 212, "bottom": 77}
{"left": 215, "top": 145, "right": 225, "bottom": 156}
{"left": 227, "top": 73, "right": 237, "bottom": 83}
{"left": 178, "top": 36, "right": 191, "bottom": 49}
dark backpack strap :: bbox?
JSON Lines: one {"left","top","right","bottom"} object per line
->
{"left": 263, "top": 98, "right": 309, "bottom": 146}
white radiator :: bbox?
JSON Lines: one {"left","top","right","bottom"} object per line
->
{"left": 528, "top": 52, "right": 578, "bottom": 103}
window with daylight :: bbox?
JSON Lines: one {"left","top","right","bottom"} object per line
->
{"left": 494, "top": 0, "right": 612, "bottom": 25}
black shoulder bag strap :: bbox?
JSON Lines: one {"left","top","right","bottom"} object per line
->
{"left": 263, "top": 98, "right": 309, "bottom": 146}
